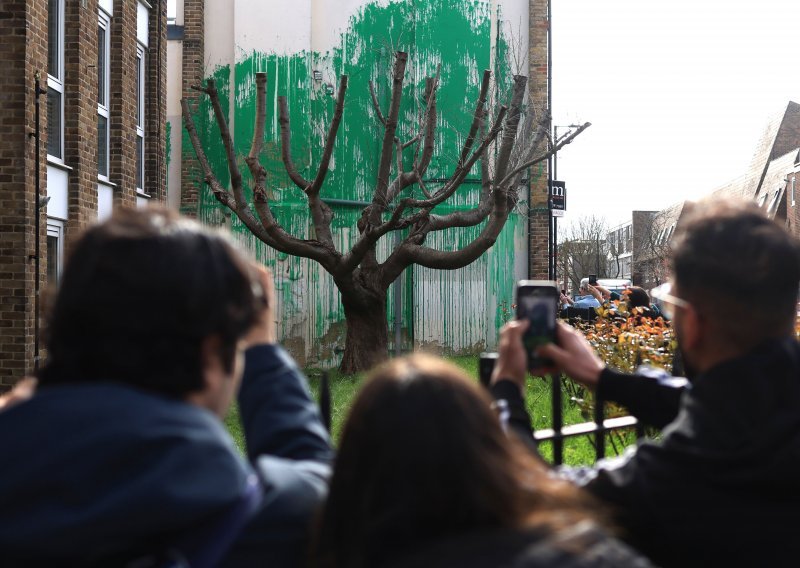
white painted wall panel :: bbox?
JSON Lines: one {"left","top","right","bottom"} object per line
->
{"left": 205, "top": 0, "right": 235, "bottom": 71}
{"left": 97, "top": 183, "right": 114, "bottom": 221}
{"left": 46, "top": 165, "right": 68, "bottom": 220}
{"left": 99, "top": 0, "right": 113, "bottom": 17}
{"left": 234, "top": 0, "right": 312, "bottom": 57}
{"left": 137, "top": 1, "right": 149, "bottom": 46}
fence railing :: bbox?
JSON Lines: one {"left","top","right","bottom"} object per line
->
{"left": 317, "top": 362, "right": 646, "bottom": 467}
{"left": 535, "top": 374, "right": 644, "bottom": 465}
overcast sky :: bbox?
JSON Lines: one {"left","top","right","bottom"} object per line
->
{"left": 552, "top": 0, "right": 800, "bottom": 227}
{"left": 167, "top": 0, "right": 800, "bottom": 228}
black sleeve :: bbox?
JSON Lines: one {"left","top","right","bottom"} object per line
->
{"left": 597, "top": 368, "right": 686, "bottom": 429}
{"left": 490, "top": 379, "right": 539, "bottom": 454}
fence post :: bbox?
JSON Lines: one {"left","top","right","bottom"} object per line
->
{"left": 551, "top": 374, "right": 563, "bottom": 465}
{"left": 594, "top": 390, "right": 605, "bottom": 460}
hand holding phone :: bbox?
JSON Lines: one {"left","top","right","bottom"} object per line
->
{"left": 588, "top": 274, "right": 597, "bottom": 286}
{"left": 515, "top": 280, "right": 559, "bottom": 372}
{"left": 478, "top": 352, "right": 499, "bottom": 388}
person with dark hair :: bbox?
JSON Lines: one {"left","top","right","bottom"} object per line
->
{"left": 0, "top": 207, "right": 332, "bottom": 567}
{"left": 493, "top": 199, "right": 800, "bottom": 567}
{"left": 623, "top": 286, "right": 660, "bottom": 318}
{"left": 312, "top": 354, "right": 652, "bottom": 568}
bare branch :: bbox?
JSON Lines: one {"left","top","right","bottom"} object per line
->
{"left": 278, "top": 97, "right": 312, "bottom": 191}
{"left": 309, "top": 75, "right": 348, "bottom": 195}
{"left": 498, "top": 121, "right": 591, "bottom": 188}
{"left": 417, "top": 175, "right": 433, "bottom": 199}
{"left": 203, "top": 79, "right": 245, "bottom": 198}
{"left": 399, "top": 104, "right": 507, "bottom": 210}
{"left": 414, "top": 67, "right": 440, "bottom": 176}
{"left": 186, "top": 76, "right": 337, "bottom": 269}
{"left": 385, "top": 68, "right": 441, "bottom": 206}
{"left": 181, "top": 97, "right": 236, "bottom": 209}
{"left": 368, "top": 51, "right": 408, "bottom": 224}
{"left": 458, "top": 69, "right": 491, "bottom": 168}
{"left": 244, "top": 72, "right": 268, "bottom": 192}
{"left": 492, "top": 75, "right": 528, "bottom": 186}
{"left": 401, "top": 133, "right": 421, "bottom": 150}
{"left": 368, "top": 80, "right": 387, "bottom": 126}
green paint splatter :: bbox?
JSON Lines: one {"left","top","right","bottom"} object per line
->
{"left": 190, "top": 0, "right": 526, "bottom": 365}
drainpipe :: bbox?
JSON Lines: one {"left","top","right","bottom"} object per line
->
{"left": 31, "top": 77, "right": 47, "bottom": 372}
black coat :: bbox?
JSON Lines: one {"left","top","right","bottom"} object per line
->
{"left": 496, "top": 337, "right": 800, "bottom": 567}
{"left": 383, "top": 522, "right": 654, "bottom": 568}
{"left": 586, "top": 338, "right": 800, "bottom": 567}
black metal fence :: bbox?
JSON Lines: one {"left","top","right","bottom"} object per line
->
{"left": 535, "top": 374, "right": 644, "bottom": 465}
{"left": 317, "top": 365, "right": 644, "bottom": 466}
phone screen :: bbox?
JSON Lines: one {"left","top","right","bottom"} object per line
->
{"left": 515, "top": 281, "right": 558, "bottom": 371}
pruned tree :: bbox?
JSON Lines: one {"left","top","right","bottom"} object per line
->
{"left": 633, "top": 210, "right": 674, "bottom": 288}
{"left": 557, "top": 215, "right": 609, "bottom": 293}
{"left": 182, "top": 51, "right": 588, "bottom": 373}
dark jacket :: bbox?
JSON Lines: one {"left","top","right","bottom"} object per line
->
{"left": 224, "top": 344, "right": 333, "bottom": 567}
{"left": 0, "top": 344, "right": 332, "bottom": 567}
{"left": 495, "top": 337, "right": 800, "bottom": 567}
{"left": 383, "top": 522, "right": 654, "bottom": 568}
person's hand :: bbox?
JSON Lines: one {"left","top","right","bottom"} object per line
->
{"left": 586, "top": 284, "right": 602, "bottom": 301}
{"left": 491, "top": 319, "right": 529, "bottom": 390}
{"left": 536, "top": 321, "right": 605, "bottom": 389}
{"left": 243, "top": 264, "right": 277, "bottom": 347}
{"left": 560, "top": 293, "right": 573, "bottom": 305}
{"left": 0, "top": 377, "right": 37, "bottom": 411}
{"left": 595, "top": 285, "right": 611, "bottom": 300}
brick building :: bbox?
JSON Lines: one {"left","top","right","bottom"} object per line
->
{"left": 0, "top": 0, "right": 167, "bottom": 387}
{"left": 619, "top": 101, "right": 800, "bottom": 292}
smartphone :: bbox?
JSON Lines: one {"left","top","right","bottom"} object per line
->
{"left": 515, "top": 280, "right": 559, "bottom": 371}
{"left": 478, "top": 352, "right": 499, "bottom": 388}
{"left": 588, "top": 274, "right": 597, "bottom": 286}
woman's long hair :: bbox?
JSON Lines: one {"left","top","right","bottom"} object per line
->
{"left": 313, "top": 354, "right": 596, "bottom": 567}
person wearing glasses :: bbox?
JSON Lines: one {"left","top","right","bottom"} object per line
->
{"left": 491, "top": 199, "right": 800, "bottom": 567}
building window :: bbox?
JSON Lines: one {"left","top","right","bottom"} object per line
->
{"left": 46, "top": 220, "right": 64, "bottom": 285}
{"left": 47, "top": 0, "right": 65, "bottom": 160}
{"left": 792, "top": 177, "right": 796, "bottom": 207}
{"left": 135, "top": 44, "right": 145, "bottom": 191}
{"left": 97, "top": 11, "right": 111, "bottom": 178}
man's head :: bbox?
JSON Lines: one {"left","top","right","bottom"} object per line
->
{"left": 38, "top": 207, "right": 264, "bottom": 411}
{"left": 670, "top": 199, "right": 800, "bottom": 355}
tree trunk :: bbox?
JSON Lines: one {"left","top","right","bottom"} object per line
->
{"left": 339, "top": 291, "right": 389, "bottom": 374}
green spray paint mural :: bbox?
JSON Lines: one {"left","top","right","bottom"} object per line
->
{"left": 183, "top": 0, "right": 539, "bottom": 371}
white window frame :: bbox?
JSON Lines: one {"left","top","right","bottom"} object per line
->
{"left": 46, "top": 219, "right": 65, "bottom": 285}
{"left": 97, "top": 10, "right": 111, "bottom": 179}
{"left": 792, "top": 176, "right": 796, "bottom": 207}
{"left": 47, "top": 0, "right": 65, "bottom": 162}
{"left": 135, "top": 43, "right": 146, "bottom": 193}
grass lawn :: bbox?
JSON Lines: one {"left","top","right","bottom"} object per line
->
{"left": 225, "top": 354, "right": 638, "bottom": 466}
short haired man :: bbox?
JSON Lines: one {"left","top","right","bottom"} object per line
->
{"left": 0, "top": 208, "right": 332, "bottom": 566}
{"left": 492, "top": 200, "right": 800, "bottom": 567}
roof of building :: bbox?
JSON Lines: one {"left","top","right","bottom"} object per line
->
{"left": 754, "top": 149, "right": 799, "bottom": 217}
